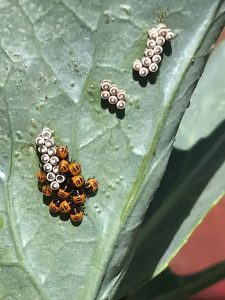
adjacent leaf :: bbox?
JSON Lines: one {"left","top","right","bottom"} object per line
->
{"left": 175, "top": 41, "right": 225, "bottom": 150}
{"left": 117, "top": 17, "right": 225, "bottom": 298}
{"left": 117, "top": 131, "right": 225, "bottom": 298}
{"left": 127, "top": 262, "right": 225, "bottom": 300}
{"left": 0, "top": 1, "right": 225, "bottom": 299}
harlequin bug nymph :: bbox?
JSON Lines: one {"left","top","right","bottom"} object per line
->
{"left": 58, "top": 187, "right": 70, "bottom": 199}
{"left": 71, "top": 190, "right": 86, "bottom": 206}
{"left": 49, "top": 199, "right": 61, "bottom": 213}
{"left": 36, "top": 170, "right": 47, "bottom": 183}
{"left": 42, "top": 184, "right": 52, "bottom": 197}
{"left": 69, "top": 162, "right": 81, "bottom": 176}
{"left": 71, "top": 175, "right": 85, "bottom": 188}
{"left": 70, "top": 209, "right": 84, "bottom": 223}
{"left": 56, "top": 146, "right": 68, "bottom": 159}
{"left": 85, "top": 178, "right": 98, "bottom": 194}
{"left": 59, "top": 159, "right": 69, "bottom": 174}
{"left": 60, "top": 200, "right": 74, "bottom": 214}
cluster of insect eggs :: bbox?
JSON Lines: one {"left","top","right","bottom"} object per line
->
{"left": 133, "top": 23, "right": 174, "bottom": 77}
{"left": 36, "top": 129, "right": 99, "bottom": 223}
{"left": 36, "top": 128, "right": 65, "bottom": 191}
{"left": 100, "top": 80, "right": 126, "bottom": 110}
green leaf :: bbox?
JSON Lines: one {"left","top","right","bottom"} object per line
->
{"left": 0, "top": 1, "right": 224, "bottom": 299}
{"left": 116, "top": 16, "right": 225, "bottom": 299}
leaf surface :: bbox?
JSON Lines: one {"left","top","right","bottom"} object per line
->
{"left": 0, "top": 1, "right": 225, "bottom": 299}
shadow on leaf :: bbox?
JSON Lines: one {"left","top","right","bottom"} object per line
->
{"left": 132, "top": 67, "right": 159, "bottom": 86}
{"left": 101, "top": 98, "right": 125, "bottom": 119}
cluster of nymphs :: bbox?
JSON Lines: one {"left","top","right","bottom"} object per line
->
{"left": 100, "top": 80, "right": 126, "bottom": 110}
{"left": 36, "top": 128, "right": 98, "bottom": 224}
{"left": 133, "top": 23, "right": 174, "bottom": 77}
